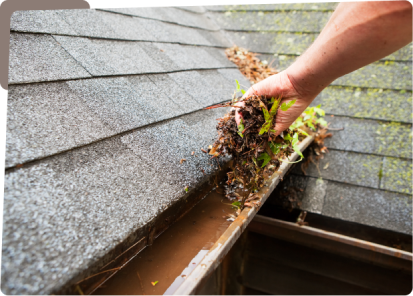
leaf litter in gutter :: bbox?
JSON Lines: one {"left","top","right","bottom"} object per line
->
{"left": 206, "top": 45, "right": 331, "bottom": 220}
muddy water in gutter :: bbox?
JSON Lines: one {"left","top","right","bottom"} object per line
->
{"left": 94, "top": 188, "right": 232, "bottom": 295}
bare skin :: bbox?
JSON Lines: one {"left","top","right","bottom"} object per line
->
{"left": 236, "top": 1, "right": 412, "bottom": 134}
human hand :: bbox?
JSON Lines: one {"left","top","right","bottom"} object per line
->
{"left": 234, "top": 70, "right": 318, "bottom": 136}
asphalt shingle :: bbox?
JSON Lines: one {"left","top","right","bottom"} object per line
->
{"left": 292, "top": 150, "right": 382, "bottom": 189}
{"left": 211, "top": 11, "right": 331, "bottom": 33}
{"left": 322, "top": 180, "right": 411, "bottom": 234}
{"left": 168, "top": 71, "right": 215, "bottom": 108}
{"left": 196, "top": 69, "right": 235, "bottom": 105}
{"left": 176, "top": 6, "right": 206, "bottom": 14}
{"left": 222, "top": 31, "right": 412, "bottom": 62}
{"left": 147, "top": 74, "right": 201, "bottom": 113}
{"left": 198, "top": 29, "right": 232, "bottom": 47}
{"left": 10, "top": 10, "right": 77, "bottom": 35}
{"left": 56, "top": 9, "right": 118, "bottom": 39}
{"left": 66, "top": 77, "right": 157, "bottom": 133}
{"left": 224, "top": 31, "right": 315, "bottom": 55}
{"left": 381, "top": 157, "right": 412, "bottom": 194}
{"left": 168, "top": 69, "right": 241, "bottom": 108}
{"left": 332, "top": 61, "right": 412, "bottom": 90}
{"left": 102, "top": 7, "right": 219, "bottom": 31}
{"left": 8, "top": 33, "right": 91, "bottom": 84}
{"left": 323, "top": 116, "right": 412, "bottom": 159}
{"left": 206, "top": 3, "right": 338, "bottom": 11}
{"left": 54, "top": 36, "right": 164, "bottom": 76}
{"left": 312, "top": 87, "right": 413, "bottom": 123}
{"left": 2, "top": 112, "right": 223, "bottom": 294}
{"left": 5, "top": 82, "right": 113, "bottom": 168}
{"left": 267, "top": 173, "right": 411, "bottom": 234}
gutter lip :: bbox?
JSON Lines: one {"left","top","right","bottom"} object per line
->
{"left": 171, "top": 135, "right": 314, "bottom": 295}
{"left": 251, "top": 214, "right": 413, "bottom": 262}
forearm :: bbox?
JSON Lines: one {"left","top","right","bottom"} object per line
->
{"left": 286, "top": 1, "right": 412, "bottom": 98}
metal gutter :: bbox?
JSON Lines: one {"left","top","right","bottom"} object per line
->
{"left": 172, "top": 135, "right": 314, "bottom": 295}
{"left": 249, "top": 214, "right": 412, "bottom": 273}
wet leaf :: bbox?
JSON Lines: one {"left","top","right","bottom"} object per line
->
{"left": 280, "top": 99, "right": 296, "bottom": 111}
{"left": 257, "top": 152, "right": 271, "bottom": 167}
{"left": 151, "top": 281, "right": 159, "bottom": 286}
{"left": 238, "top": 118, "right": 245, "bottom": 138}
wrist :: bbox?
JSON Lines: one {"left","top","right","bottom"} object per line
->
{"left": 284, "top": 60, "right": 330, "bottom": 101}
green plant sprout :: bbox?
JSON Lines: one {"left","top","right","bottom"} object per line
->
{"left": 238, "top": 118, "right": 245, "bottom": 137}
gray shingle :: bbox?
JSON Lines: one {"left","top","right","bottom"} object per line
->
{"left": 133, "top": 17, "right": 179, "bottom": 43}
{"left": 322, "top": 181, "right": 411, "bottom": 234}
{"left": 103, "top": 7, "right": 219, "bottom": 31}
{"left": 206, "top": 3, "right": 338, "bottom": 11}
{"left": 96, "top": 11, "right": 154, "bottom": 41}
{"left": 223, "top": 31, "right": 412, "bottom": 63}
{"left": 155, "top": 43, "right": 229, "bottom": 70}
{"left": 56, "top": 9, "right": 118, "bottom": 39}
{"left": 160, "top": 7, "right": 219, "bottom": 30}
{"left": 10, "top": 10, "right": 77, "bottom": 35}
{"left": 176, "top": 6, "right": 206, "bottom": 13}
{"left": 101, "top": 7, "right": 170, "bottom": 22}
{"left": 152, "top": 42, "right": 198, "bottom": 69}
{"left": 312, "top": 87, "right": 413, "bottom": 123}
{"left": 210, "top": 11, "right": 331, "bottom": 33}
{"left": 224, "top": 31, "right": 315, "bottom": 55}
{"left": 147, "top": 74, "right": 201, "bottom": 113}
{"left": 292, "top": 150, "right": 382, "bottom": 189}
{"left": 196, "top": 69, "right": 234, "bottom": 105}
{"left": 323, "top": 116, "right": 412, "bottom": 159}
{"left": 217, "top": 68, "right": 252, "bottom": 94}
{"left": 168, "top": 70, "right": 236, "bottom": 108}
{"left": 125, "top": 75, "right": 182, "bottom": 120}
{"left": 2, "top": 112, "right": 222, "bottom": 294}
{"left": 6, "top": 83, "right": 113, "bottom": 168}
{"left": 168, "top": 71, "right": 214, "bottom": 108}
{"left": 203, "top": 47, "right": 236, "bottom": 68}
{"left": 332, "top": 61, "right": 412, "bottom": 90}
{"left": 54, "top": 36, "right": 165, "bottom": 76}
{"left": 181, "top": 107, "right": 229, "bottom": 149}
{"left": 381, "top": 157, "right": 412, "bottom": 194}
{"left": 66, "top": 77, "right": 157, "bottom": 133}
{"left": 8, "top": 33, "right": 91, "bottom": 84}
{"left": 172, "top": 25, "right": 213, "bottom": 45}
{"left": 138, "top": 43, "right": 181, "bottom": 72}
{"left": 181, "top": 45, "right": 224, "bottom": 68}
{"left": 198, "top": 29, "right": 232, "bottom": 47}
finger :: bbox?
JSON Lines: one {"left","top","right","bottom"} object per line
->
{"left": 234, "top": 102, "right": 245, "bottom": 126}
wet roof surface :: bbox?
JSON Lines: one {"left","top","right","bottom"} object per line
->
{"left": 3, "top": 3, "right": 412, "bottom": 294}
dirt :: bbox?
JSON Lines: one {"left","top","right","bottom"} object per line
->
{"left": 93, "top": 187, "right": 231, "bottom": 295}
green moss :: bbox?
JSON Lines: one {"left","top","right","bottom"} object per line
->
{"left": 382, "top": 157, "right": 412, "bottom": 194}
{"left": 375, "top": 122, "right": 412, "bottom": 159}
{"left": 332, "top": 62, "right": 412, "bottom": 90}
{"left": 317, "top": 86, "right": 412, "bottom": 123}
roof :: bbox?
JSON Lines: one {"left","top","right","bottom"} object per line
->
{"left": 208, "top": 4, "right": 412, "bottom": 233}
{"left": 4, "top": 6, "right": 251, "bottom": 295}
{"left": 3, "top": 3, "right": 412, "bottom": 295}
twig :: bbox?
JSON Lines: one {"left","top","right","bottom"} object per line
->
{"left": 75, "top": 285, "right": 84, "bottom": 295}
{"left": 76, "top": 267, "right": 121, "bottom": 285}
{"left": 137, "top": 272, "right": 145, "bottom": 295}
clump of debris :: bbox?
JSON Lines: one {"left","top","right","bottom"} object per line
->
{"left": 208, "top": 94, "right": 308, "bottom": 212}
{"left": 225, "top": 45, "right": 278, "bottom": 84}
{"left": 207, "top": 45, "right": 331, "bottom": 219}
